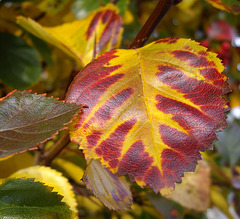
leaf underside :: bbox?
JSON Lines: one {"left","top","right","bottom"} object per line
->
{"left": 0, "top": 91, "right": 81, "bottom": 158}
{"left": 66, "top": 38, "right": 230, "bottom": 196}
{"left": 84, "top": 159, "right": 132, "bottom": 211}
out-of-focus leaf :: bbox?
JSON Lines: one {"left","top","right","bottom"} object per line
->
{"left": 138, "top": 211, "right": 159, "bottom": 219}
{"left": 103, "top": 0, "right": 128, "bottom": 16}
{"left": 72, "top": 0, "right": 100, "bottom": 19}
{"left": 66, "top": 38, "right": 229, "bottom": 196}
{"left": 205, "top": 0, "right": 240, "bottom": 15}
{"left": 232, "top": 166, "right": 240, "bottom": 189}
{"left": 0, "top": 32, "right": 41, "bottom": 89}
{"left": 53, "top": 157, "right": 84, "bottom": 184}
{"left": 0, "top": 152, "right": 33, "bottom": 178}
{"left": 147, "top": 193, "right": 184, "bottom": 219}
{"left": 72, "top": 0, "right": 128, "bottom": 19}
{"left": 17, "top": 3, "right": 123, "bottom": 66}
{"left": 0, "top": 90, "right": 81, "bottom": 158}
{"left": 0, "top": 0, "right": 36, "bottom": 3}
{"left": 215, "top": 121, "right": 240, "bottom": 167}
{"left": 10, "top": 165, "right": 78, "bottom": 213}
{"left": 210, "top": 186, "right": 234, "bottom": 219}
{"left": 171, "top": 160, "right": 211, "bottom": 211}
{"left": 84, "top": 159, "right": 132, "bottom": 211}
{"left": 38, "top": 0, "right": 68, "bottom": 15}
{"left": 207, "top": 20, "right": 237, "bottom": 41}
{"left": 0, "top": 178, "right": 74, "bottom": 218}
{"left": 29, "top": 33, "right": 54, "bottom": 66}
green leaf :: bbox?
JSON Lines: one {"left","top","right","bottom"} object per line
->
{"left": 29, "top": 34, "right": 54, "bottom": 66}
{"left": 72, "top": 0, "right": 100, "bottom": 19}
{"left": 147, "top": 193, "right": 184, "bottom": 219}
{"left": 138, "top": 211, "right": 158, "bottom": 219}
{"left": 103, "top": 0, "right": 128, "bottom": 16}
{"left": 72, "top": 0, "right": 128, "bottom": 19}
{"left": 0, "top": 90, "right": 82, "bottom": 158}
{"left": 0, "top": 178, "right": 74, "bottom": 218}
{"left": 0, "top": 32, "right": 41, "bottom": 89}
{"left": 215, "top": 121, "right": 240, "bottom": 167}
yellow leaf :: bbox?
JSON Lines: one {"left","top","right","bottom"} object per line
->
{"left": 210, "top": 186, "right": 234, "bottom": 219}
{"left": 17, "top": 3, "right": 123, "bottom": 66}
{"left": 10, "top": 166, "right": 78, "bottom": 214}
{"left": 53, "top": 157, "right": 84, "bottom": 184}
{"left": 0, "top": 152, "right": 33, "bottom": 178}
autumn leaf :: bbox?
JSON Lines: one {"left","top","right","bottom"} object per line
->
{"left": 84, "top": 159, "right": 132, "bottom": 211}
{"left": 0, "top": 91, "right": 81, "bottom": 158}
{"left": 17, "top": 3, "right": 123, "bottom": 66}
{"left": 66, "top": 38, "right": 230, "bottom": 196}
{"left": 205, "top": 0, "right": 240, "bottom": 15}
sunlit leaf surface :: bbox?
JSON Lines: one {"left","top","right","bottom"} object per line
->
{"left": 17, "top": 3, "right": 123, "bottom": 66}
{"left": 0, "top": 91, "right": 81, "bottom": 158}
{"left": 66, "top": 38, "right": 230, "bottom": 196}
{"left": 10, "top": 165, "right": 78, "bottom": 213}
{"left": 84, "top": 159, "right": 132, "bottom": 211}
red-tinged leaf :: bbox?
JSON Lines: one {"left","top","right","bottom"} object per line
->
{"left": 205, "top": 0, "right": 240, "bottom": 15}
{"left": 84, "top": 159, "right": 132, "bottom": 211}
{"left": 207, "top": 20, "right": 237, "bottom": 41}
{"left": 17, "top": 3, "right": 123, "bottom": 66}
{"left": 66, "top": 38, "right": 230, "bottom": 196}
{"left": 0, "top": 91, "right": 81, "bottom": 158}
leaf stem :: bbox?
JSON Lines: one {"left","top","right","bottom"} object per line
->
{"left": 128, "top": 0, "right": 178, "bottom": 49}
{"left": 40, "top": 132, "right": 70, "bottom": 166}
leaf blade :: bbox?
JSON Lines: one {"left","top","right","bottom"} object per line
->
{"left": 67, "top": 38, "right": 230, "bottom": 196}
{"left": 0, "top": 32, "right": 41, "bottom": 89}
{"left": 0, "top": 178, "right": 74, "bottom": 218}
{"left": 0, "top": 91, "right": 81, "bottom": 158}
{"left": 17, "top": 3, "right": 123, "bottom": 65}
{"left": 84, "top": 159, "right": 132, "bottom": 211}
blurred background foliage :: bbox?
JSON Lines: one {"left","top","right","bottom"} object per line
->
{"left": 0, "top": 0, "right": 240, "bottom": 218}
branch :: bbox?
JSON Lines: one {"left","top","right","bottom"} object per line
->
{"left": 128, "top": 0, "right": 179, "bottom": 49}
{"left": 40, "top": 132, "right": 70, "bottom": 166}
{"left": 110, "top": 0, "right": 119, "bottom": 4}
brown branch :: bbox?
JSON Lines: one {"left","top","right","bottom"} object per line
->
{"left": 40, "top": 132, "right": 70, "bottom": 166}
{"left": 128, "top": 0, "right": 176, "bottom": 49}
{"left": 110, "top": 0, "right": 119, "bottom": 4}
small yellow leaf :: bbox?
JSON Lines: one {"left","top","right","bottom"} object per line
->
{"left": 10, "top": 166, "right": 78, "bottom": 214}
{"left": 84, "top": 159, "right": 132, "bottom": 211}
